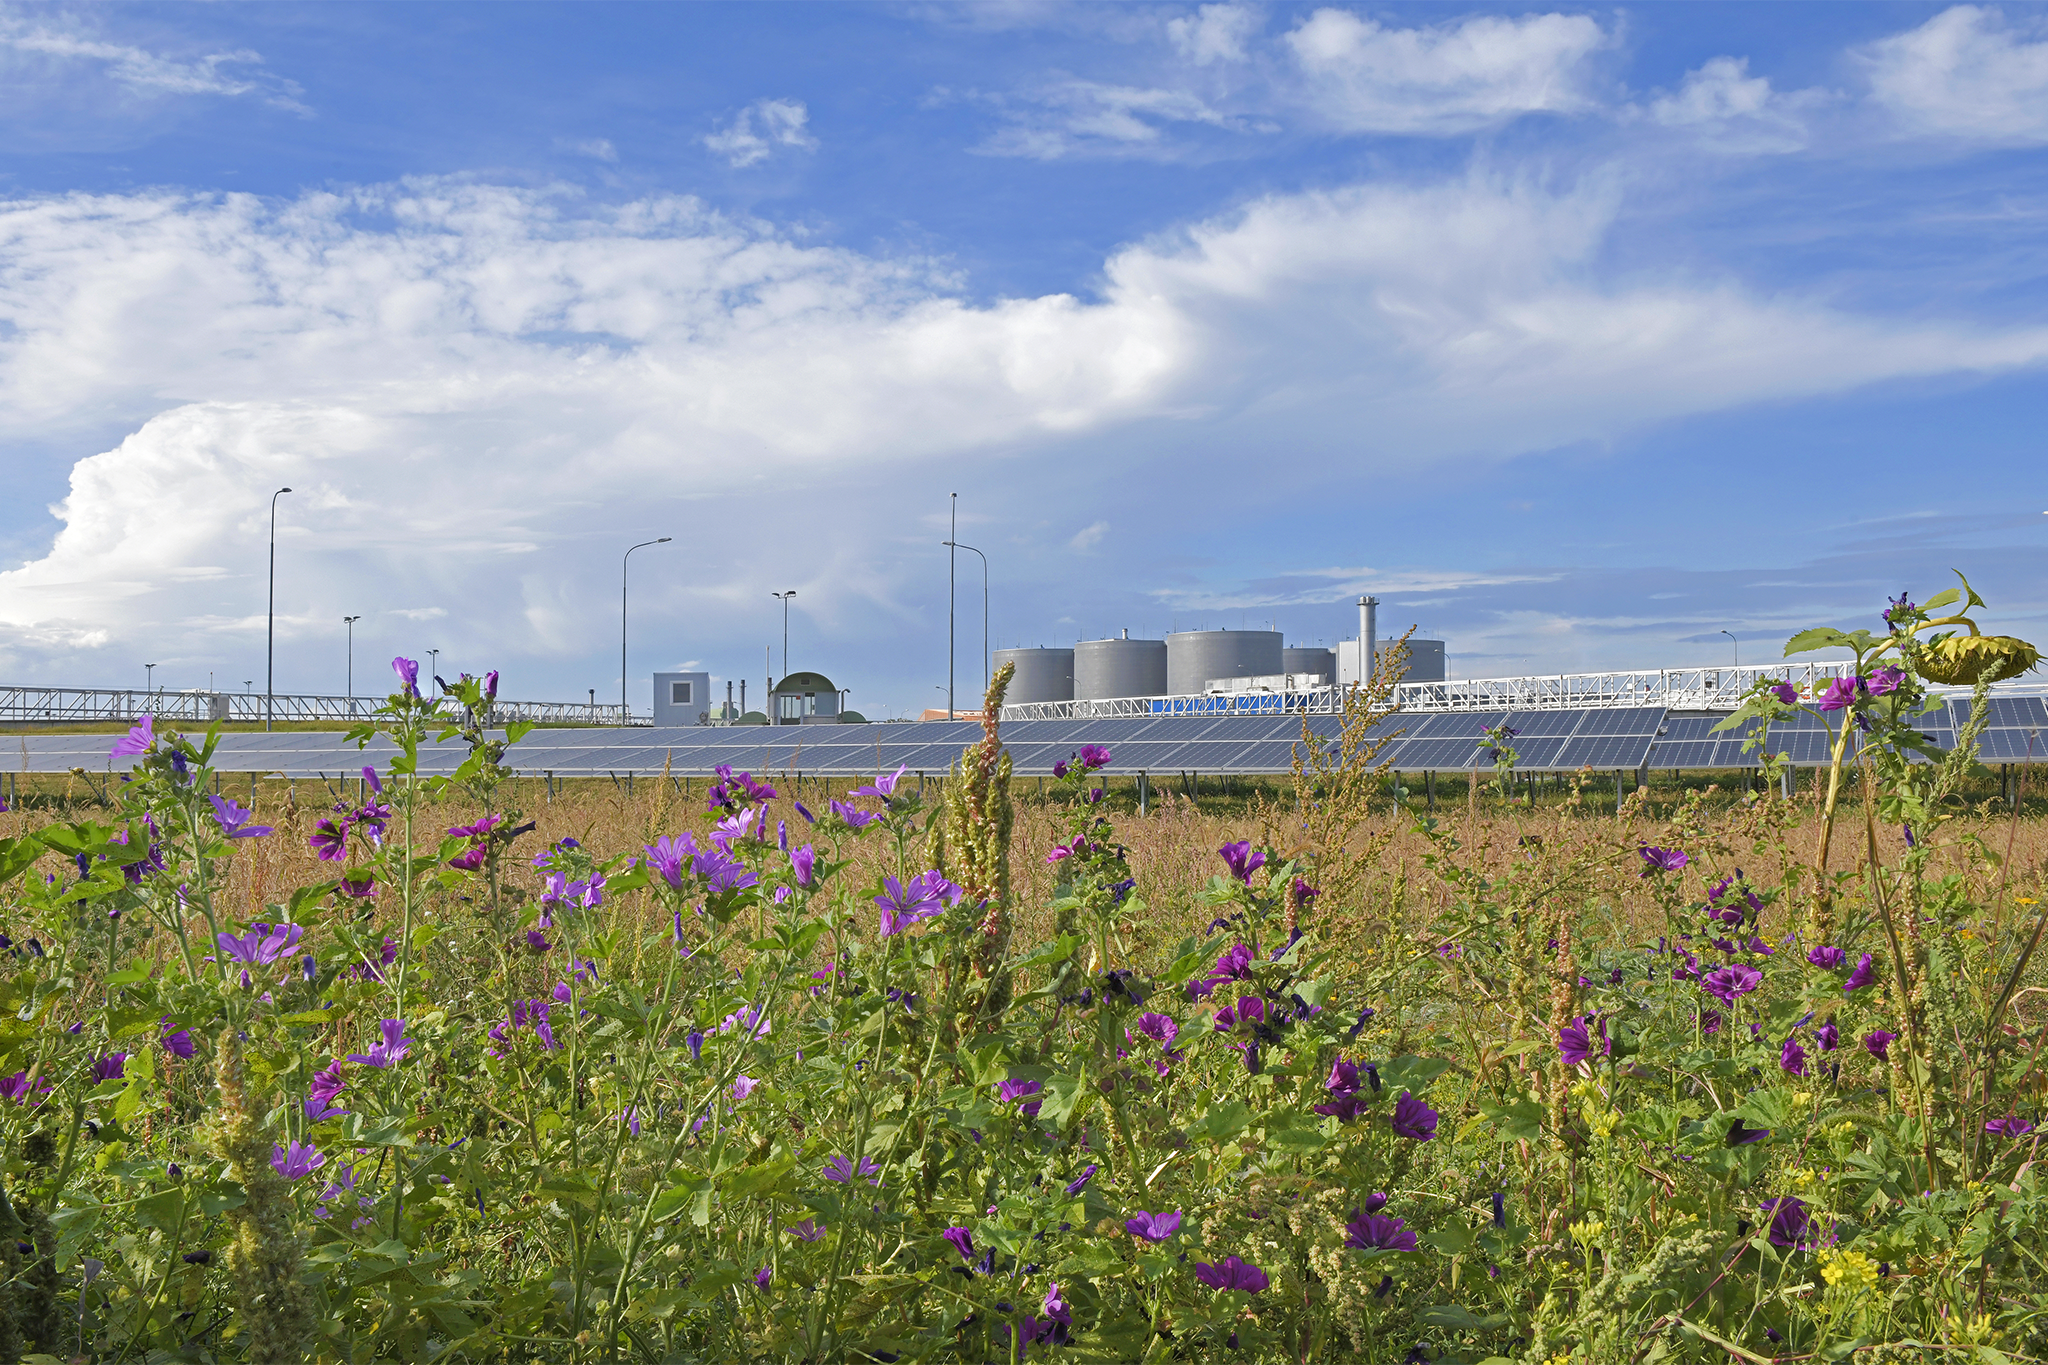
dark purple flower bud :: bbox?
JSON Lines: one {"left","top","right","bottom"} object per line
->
{"left": 1492, "top": 1191, "right": 1506, "bottom": 1229}
{"left": 1362, "top": 1192, "right": 1388, "bottom": 1214}
{"left": 1769, "top": 682, "right": 1799, "bottom": 704}
{"left": 1363, "top": 1063, "right": 1380, "bottom": 1092}
{"left": 943, "top": 1227, "right": 975, "bottom": 1261}
{"left": 1725, "top": 1116, "right": 1770, "bottom": 1146}
{"left": 182, "top": 1249, "right": 211, "bottom": 1264}
{"left": 1373, "top": 1275, "right": 1393, "bottom": 1298}
{"left": 1348, "top": 1007, "right": 1374, "bottom": 1040}
{"left": 1064, "top": 1164, "right": 1098, "bottom": 1195}
{"left": 1779, "top": 1035, "right": 1806, "bottom": 1077}
{"left": 1815, "top": 1022, "right": 1839, "bottom": 1052}
{"left": 686, "top": 1031, "right": 704, "bottom": 1063}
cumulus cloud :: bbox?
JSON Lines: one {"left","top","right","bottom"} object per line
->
{"left": 1069, "top": 520, "right": 1110, "bottom": 551}
{"left": 703, "top": 99, "right": 817, "bottom": 167}
{"left": 1859, "top": 6, "right": 2048, "bottom": 142}
{"left": 1166, "top": 4, "right": 1258, "bottom": 65}
{"left": 1, "top": 173, "right": 2045, "bottom": 685}
{"left": 1643, "top": 56, "right": 1818, "bottom": 153}
{"left": 1282, "top": 9, "right": 1610, "bottom": 134}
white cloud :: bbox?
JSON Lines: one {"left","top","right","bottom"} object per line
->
{"left": 1860, "top": 6, "right": 2048, "bottom": 143}
{"left": 973, "top": 79, "right": 1237, "bottom": 158}
{"left": 0, "top": 17, "right": 306, "bottom": 112}
{"left": 1069, "top": 520, "right": 1110, "bottom": 551}
{"left": 560, "top": 137, "right": 619, "bottom": 162}
{"left": 1283, "top": 9, "right": 1610, "bottom": 134}
{"left": 1644, "top": 56, "right": 1816, "bottom": 153}
{"left": 1, "top": 173, "right": 2046, "bottom": 682}
{"left": 1166, "top": 4, "right": 1258, "bottom": 65}
{"left": 703, "top": 99, "right": 817, "bottom": 167}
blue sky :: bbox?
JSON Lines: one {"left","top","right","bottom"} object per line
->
{"left": 0, "top": 1, "right": 2043, "bottom": 717}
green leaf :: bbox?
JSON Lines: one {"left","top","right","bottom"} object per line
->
{"left": 1185, "top": 1100, "right": 1251, "bottom": 1145}
{"left": 1954, "top": 568, "right": 1987, "bottom": 610}
{"left": 1784, "top": 627, "right": 1853, "bottom": 657}
{"left": 0, "top": 836, "right": 41, "bottom": 885}
{"left": 1921, "top": 589, "right": 1960, "bottom": 613}
{"left": 1417, "top": 1304, "right": 1511, "bottom": 1332}
{"left": 1036, "top": 1072, "right": 1086, "bottom": 1127}
{"left": 505, "top": 722, "right": 536, "bottom": 744}
{"left": 648, "top": 1177, "right": 709, "bottom": 1224}
{"left": 723, "top": 1155, "right": 795, "bottom": 1201}
{"left": 131, "top": 1188, "right": 185, "bottom": 1232}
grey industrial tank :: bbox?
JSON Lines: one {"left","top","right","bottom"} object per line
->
{"left": 1282, "top": 647, "right": 1336, "bottom": 682}
{"left": 1167, "top": 629, "right": 1283, "bottom": 696}
{"left": 1381, "top": 639, "right": 1446, "bottom": 683}
{"left": 1075, "top": 636, "right": 1167, "bottom": 700}
{"left": 992, "top": 647, "right": 1075, "bottom": 704}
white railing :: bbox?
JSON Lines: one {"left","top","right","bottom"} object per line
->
{"left": 0, "top": 685, "right": 642, "bottom": 727}
{"left": 1001, "top": 660, "right": 2048, "bottom": 721}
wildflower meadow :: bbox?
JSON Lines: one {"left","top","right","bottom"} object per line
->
{"left": 3, "top": 578, "right": 2048, "bottom": 1363}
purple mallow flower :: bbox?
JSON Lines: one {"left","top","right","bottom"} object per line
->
{"left": 1558, "top": 1015, "right": 1608, "bottom": 1066}
{"left": 1064, "top": 1164, "right": 1098, "bottom": 1196}
{"left": 642, "top": 833, "right": 699, "bottom": 890}
{"left": 1218, "top": 840, "right": 1266, "bottom": 884}
{"left": 943, "top": 1227, "right": 975, "bottom": 1261}
{"left": 271, "top": 1140, "right": 326, "bottom": 1181}
{"left": 1808, "top": 945, "right": 1846, "bottom": 970}
{"left": 1390, "top": 1091, "right": 1437, "bottom": 1141}
{"left": 217, "top": 922, "right": 305, "bottom": 966}
{"left": 1986, "top": 1117, "right": 2035, "bottom": 1138}
{"left": 1135, "top": 1013, "right": 1179, "bottom": 1046}
{"left": 829, "top": 799, "right": 881, "bottom": 831}
{"left": 1192, "top": 943, "right": 1254, "bottom": 999}
{"left": 1726, "top": 1116, "right": 1770, "bottom": 1146}
{"left": 785, "top": 1219, "right": 826, "bottom": 1242}
{"left": 998, "top": 1077, "right": 1044, "bottom": 1119}
{"left": 1193, "top": 1255, "right": 1269, "bottom": 1293}
{"left": 1768, "top": 682, "right": 1799, "bottom": 705}
{"left": 1816, "top": 677, "right": 1863, "bottom": 712}
{"left": 1076, "top": 744, "right": 1111, "bottom": 770}
{"left": 392, "top": 656, "right": 420, "bottom": 698}
{"left": 875, "top": 870, "right": 962, "bottom": 937}
{"left": 850, "top": 766, "right": 908, "bottom": 800}
{"left": 208, "top": 795, "right": 274, "bottom": 840}
{"left": 1865, "top": 1029, "right": 1898, "bottom": 1059}
{"left": 1345, "top": 1210, "right": 1418, "bottom": 1252}
{"left": 1638, "top": 845, "right": 1688, "bottom": 876}
{"left": 1760, "top": 1196, "right": 1810, "bottom": 1249}
{"left": 822, "top": 1155, "right": 879, "bottom": 1185}
{"left": 1843, "top": 953, "right": 1878, "bottom": 992}
{"left": 1125, "top": 1210, "right": 1181, "bottom": 1243}
{"left": 91, "top": 1053, "right": 127, "bottom": 1083}
{"left": 110, "top": 714, "right": 156, "bottom": 758}
{"left": 160, "top": 1020, "right": 195, "bottom": 1059}
{"left": 791, "top": 844, "right": 816, "bottom": 888}
{"left": 1701, "top": 964, "right": 1762, "bottom": 1005}
{"left": 346, "top": 1019, "right": 414, "bottom": 1069}
{"left": 1867, "top": 665, "right": 1906, "bottom": 697}
{"left": 1780, "top": 1035, "right": 1806, "bottom": 1077}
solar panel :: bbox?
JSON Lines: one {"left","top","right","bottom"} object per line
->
{"left": 1552, "top": 734, "right": 1656, "bottom": 770}
{"left": 1505, "top": 737, "right": 1568, "bottom": 770}
{"left": 1763, "top": 727, "right": 1834, "bottom": 766}
{"left": 1645, "top": 740, "right": 1718, "bottom": 768}
{"left": 1656, "top": 716, "right": 1724, "bottom": 743}
{"left": 1504, "top": 710, "right": 1583, "bottom": 738}
{"left": 1395, "top": 737, "right": 1488, "bottom": 770}
{"left": 1572, "top": 706, "right": 1666, "bottom": 736}
{"left": 1978, "top": 729, "right": 2048, "bottom": 763}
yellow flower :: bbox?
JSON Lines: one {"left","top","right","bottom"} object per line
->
{"left": 1819, "top": 1248, "right": 1879, "bottom": 1292}
{"left": 1569, "top": 1217, "right": 1605, "bottom": 1243}
{"left": 1793, "top": 1091, "right": 1813, "bottom": 1107}
{"left": 1789, "top": 1167, "right": 1817, "bottom": 1189}
{"left": 2016, "top": 897, "right": 2039, "bottom": 907}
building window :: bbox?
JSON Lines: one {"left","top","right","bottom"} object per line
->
{"left": 670, "top": 681, "right": 692, "bottom": 705}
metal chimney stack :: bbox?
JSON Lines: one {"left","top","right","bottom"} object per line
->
{"left": 1358, "top": 596, "right": 1378, "bottom": 686}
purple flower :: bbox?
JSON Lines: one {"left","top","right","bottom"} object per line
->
{"left": 643, "top": 833, "right": 699, "bottom": 890}
{"left": 1726, "top": 1116, "right": 1771, "bottom": 1146}
{"left": 1193, "top": 1255, "right": 1269, "bottom": 1293}
{"left": 718, "top": 1006, "right": 771, "bottom": 1040}
{"left": 392, "top": 656, "right": 420, "bottom": 698}
{"left": 110, "top": 714, "right": 156, "bottom": 758}
{"left": 875, "top": 870, "right": 962, "bottom": 937}
{"left": 1808, "top": 945, "right": 1846, "bottom": 970}
{"left": 785, "top": 1219, "right": 826, "bottom": 1242}
{"left": 1077, "top": 744, "right": 1111, "bottom": 771}
{"left": 1052, "top": 759, "right": 1069, "bottom": 779}
{"left": 943, "top": 1226, "right": 975, "bottom": 1261}
{"left": 1843, "top": 953, "right": 1878, "bottom": 992}
{"left": 822, "top": 1155, "right": 879, "bottom": 1185}
{"left": 1218, "top": 840, "right": 1267, "bottom": 884}
{"left": 1867, "top": 665, "right": 1906, "bottom": 697}
{"left": 1865, "top": 1029, "right": 1898, "bottom": 1059}
{"left": 1815, "top": 1022, "right": 1839, "bottom": 1052}
{"left": 160, "top": 1020, "right": 195, "bottom": 1059}
{"left": 1125, "top": 1209, "right": 1181, "bottom": 1242}
{"left": 1638, "top": 845, "right": 1688, "bottom": 875}
{"left": 1135, "top": 1012, "right": 1179, "bottom": 1045}
{"left": 208, "top": 795, "right": 274, "bottom": 840}
{"left": 1390, "top": 1090, "right": 1437, "bottom": 1141}
{"left": 308, "top": 1059, "right": 347, "bottom": 1108}
{"left": 694, "top": 848, "right": 758, "bottom": 895}
{"left": 1816, "top": 677, "right": 1863, "bottom": 712}
{"left": 1325, "top": 1058, "right": 1360, "bottom": 1097}
{"left": 271, "top": 1140, "right": 325, "bottom": 1181}
{"left": 1558, "top": 1015, "right": 1607, "bottom": 1066}
{"left": 1779, "top": 1035, "right": 1806, "bottom": 1077}
{"left": 1701, "top": 963, "right": 1763, "bottom": 1005}
{"left": 753, "top": 1265, "right": 771, "bottom": 1290}
{"left": 851, "top": 766, "right": 908, "bottom": 799}
{"left": 829, "top": 799, "right": 881, "bottom": 830}
{"left": 1986, "top": 1117, "right": 2035, "bottom": 1138}
{"left": 1064, "top": 1164, "right": 1098, "bottom": 1195}
{"left": 346, "top": 1019, "right": 413, "bottom": 1069}
{"left": 1760, "top": 1196, "right": 1809, "bottom": 1248}
{"left": 1292, "top": 877, "right": 1320, "bottom": 905}
{"left": 793, "top": 799, "right": 815, "bottom": 824}
{"left": 1344, "top": 1210, "right": 1419, "bottom": 1252}
{"left": 1768, "top": 682, "right": 1799, "bottom": 705}
{"left": 1192, "top": 943, "right": 1254, "bottom": 999}
{"left": 998, "top": 1077, "right": 1044, "bottom": 1119}
{"left": 790, "top": 844, "right": 816, "bottom": 888}
{"left": 217, "top": 922, "right": 305, "bottom": 966}
{"left": 732, "top": 1075, "right": 759, "bottom": 1101}
{"left": 91, "top": 1053, "right": 128, "bottom": 1083}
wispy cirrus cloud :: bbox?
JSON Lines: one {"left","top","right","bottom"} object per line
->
{"left": 0, "top": 15, "right": 306, "bottom": 112}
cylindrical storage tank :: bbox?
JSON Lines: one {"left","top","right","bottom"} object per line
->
{"left": 1167, "top": 629, "right": 1283, "bottom": 696}
{"left": 1075, "top": 637, "right": 1167, "bottom": 700}
{"left": 992, "top": 647, "right": 1074, "bottom": 704}
{"left": 1380, "top": 639, "right": 1446, "bottom": 683}
{"left": 1282, "top": 647, "right": 1335, "bottom": 683}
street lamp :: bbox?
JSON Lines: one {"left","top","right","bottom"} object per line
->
{"left": 772, "top": 590, "right": 797, "bottom": 685}
{"left": 428, "top": 649, "right": 440, "bottom": 690}
{"left": 266, "top": 486, "right": 293, "bottom": 732}
{"left": 942, "top": 540, "right": 988, "bottom": 695}
{"left": 343, "top": 616, "right": 361, "bottom": 715}
{"left": 145, "top": 662, "right": 157, "bottom": 694}
{"left": 1720, "top": 630, "right": 1738, "bottom": 670}
{"left": 622, "top": 537, "right": 672, "bottom": 724}
{"left": 947, "top": 494, "right": 957, "bottom": 719}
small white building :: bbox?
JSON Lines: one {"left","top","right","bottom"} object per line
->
{"left": 652, "top": 671, "right": 712, "bottom": 726}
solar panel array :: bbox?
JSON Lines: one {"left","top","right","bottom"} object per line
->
{"left": 5, "top": 695, "right": 2042, "bottom": 780}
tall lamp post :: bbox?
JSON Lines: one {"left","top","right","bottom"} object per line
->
{"left": 428, "top": 649, "right": 440, "bottom": 687}
{"left": 344, "top": 616, "right": 361, "bottom": 716}
{"left": 947, "top": 493, "right": 957, "bottom": 719}
{"left": 772, "top": 590, "right": 797, "bottom": 684}
{"left": 1720, "top": 629, "right": 1738, "bottom": 670}
{"left": 622, "top": 537, "right": 672, "bottom": 724}
{"left": 266, "top": 486, "right": 293, "bottom": 732}
{"left": 145, "top": 662, "right": 157, "bottom": 695}
{"left": 942, "top": 540, "right": 988, "bottom": 697}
